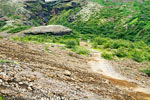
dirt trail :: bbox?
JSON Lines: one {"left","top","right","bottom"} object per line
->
{"left": 88, "top": 49, "right": 150, "bottom": 99}
{"left": 88, "top": 50, "right": 126, "bottom": 80}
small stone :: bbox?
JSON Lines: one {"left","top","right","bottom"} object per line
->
{"left": 14, "top": 83, "right": 19, "bottom": 88}
{"left": 0, "top": 79, "right": 3, "bottom": 83}
{"left": 29, "top": 82, "right": 33, "bottom": 87}
{"left": 142, "top": 81, "right": 145, "bottom": 84}
{"left": 64, "top": 70, "right": 71, "bottom": 76}
{"left": 27, "top": 86, "right": 32, "bottom": 91}
{"left": 89, "top": 77, "right": 94, "bottom": 82}
{"left": 19, "top": 82, "right": 24, "bottom": 85}
{"left": 22, "top": 89, "right": 26, "bottom": 92}
{"left": 5, "top": 82, "right": 8, "bottom": 85}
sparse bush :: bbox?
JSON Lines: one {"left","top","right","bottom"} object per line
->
{"left": 114, "top": 47, "right": 129, "bottom": 58}
{"left": 72, "top": 46, "right": 90, "bottom": 55}
{"left": 131, "top": 50, "right": 146, "bottom": 62}
{"left": 0, "top": 97, "right": 4, "bottom": 100}
{"left": 104, "top": 40, "right": 130, "bottom": 49}
{"left": 0, "top": 26, "right": 14, "bottom": 32}
{"left": 141, "top": 68, "right": 150, "bottom": 76}
{"left": 65, "top": 39, "right": 78, "bottom": 48}
{"left": 0, "top": 59, "right": 17, "bottom": 64}
{"left": 0, "top": 21, "right": 6, "bottom": 28}
{"left": 44, "top": 45, "right": 49, "bottom": 52}
{"left": 95, "top": 37, "right": 108, "bottom": 45}
{"left": 92, "top": 42, "right": 98, "bottom": 48}
{"left": 13, "top": 15, "right": 20, "bottom": 20}
{"left": 0, "top": 35, "right": 3, "bottom": 38}
{"left": 101, "top": 52, "right": 113, "bottom": 60}
{"left": 7, "top": 26, "right": 31, "bottom": 33}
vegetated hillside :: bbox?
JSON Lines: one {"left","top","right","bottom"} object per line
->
{"left": 48, "top": 0, "right": 150, "bottom": 43}
{"left": 41, "top": 0, "right": 150, "bottom": 65}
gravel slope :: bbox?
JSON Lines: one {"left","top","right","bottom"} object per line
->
{"left": 0, "top": 39, "right": 149, "bottom": 100}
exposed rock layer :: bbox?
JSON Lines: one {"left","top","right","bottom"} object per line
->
{"left": 24, "top": 25, "right": 72, "bottom": 35}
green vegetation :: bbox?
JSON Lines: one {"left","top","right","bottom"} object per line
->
{"left": 141, "top": 68, "right": 150, "bottom": 76}
{"left": 0, "top": 59, "right": 17, "bottom": 64}
{"left": 7, "top": 26, "right": 31, "bottom": 33}
{"left": 0, "top": 25, "right": 31, "bottom": 33}
{"left": 92, "top": 37, "right": 150, "bottom": 62}
{"left": 0, "top": 97, "right": 4, "bottom": 100}
{"left": 0, "top": 26, "right": 14, "bottom": 32}
{"left": 12, "top": 34, "right": 79, "bottom": 43}
{"left": 0, "top": 36, "right": 3, "bottom": 39}
{"left": 0, "top": 21, "right": 6, "bottom": 28}
{"left": 101, "top": 52, "right": 113, "bottom": 60}
{"left": 46, "top": 0, "right": 150, "bottom": 63}
{"left": 12, "top": 35, "right": 90, "bottom": 55}
{"left": 48, "top": 1, "right": 150, "bottom": 43}
{"left": 65, "top": 39, "right": 78, "bottom": 48}
{"left": 72, "top": 46, "right": 90, "bottom": 55}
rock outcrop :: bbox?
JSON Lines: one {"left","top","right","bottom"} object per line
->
{"left": 24, "top": 0, "right": 80, "bottom": 24}
{"left": 24, "top": 25, "right": 72, "bottom": 35}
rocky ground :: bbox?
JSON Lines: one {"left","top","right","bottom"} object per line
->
{"left": 0, "top": 39, "right": 150, "bottom": 100}
{"left": 110, "top": 59, "right": 150, "bottom": 90}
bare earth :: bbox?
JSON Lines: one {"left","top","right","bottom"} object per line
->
{"left": 0, "top": 39, "right": 150, "bottom": 100}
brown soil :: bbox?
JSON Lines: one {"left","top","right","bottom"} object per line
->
{"left": 110, "top": 59, "right": 150, "bottom": 89}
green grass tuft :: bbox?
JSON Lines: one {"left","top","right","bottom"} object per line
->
{"left": 0, "top": 26, "right": 14, "bottom": 32}
{"left": 101, "top": 52, "right": 113, "bottom": 60}
{"left": 0, "top": 97, "right": 4, "bottom": 100}
{"left": 7, "top": 26, "right": 31, "bottom": 33}
{"left": 0, "top": 59, "right": 18, "bottom": 65}
{"left": 72, "top": 46, "right": 90, "bottom": 55}
{"left": 140, "top": 68, "right": 150, "bottom": 76}
{"left": 65, "top": 39, "right": 79, "bottom": 48}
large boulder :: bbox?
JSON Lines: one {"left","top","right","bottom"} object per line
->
{"left": 24, "top": 25, "right": 72, "bottom": 35}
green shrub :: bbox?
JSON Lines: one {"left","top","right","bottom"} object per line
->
{"left": 0, "top": 26, "right": 13, "bottom": 32}
{"left": 141, "top": 68, "right": 150, "bottom": 76}
{"left": 114, "top": 47, "right": 129, "bottom": 57}
{"left": 59, "top": 39, "right": 67, "bottom": 44}
{"left": 72, "top": 46, "right": 90, "bottom": 55}
{"left": 0, "top": 97, "right": 4, "bottom": 100}
{"left": 131, "top": 50, "right": 146, "bottom": 62}
{"left": 0, "top": 59, "right": 16, "bottom": 64}
{"left": 92, "top": 42, "right": 98, "bottom": 48}
{"left": 65, "top": 39, "right": 78, "bottom": 48}
{"left": 95, "top": 37, "right": 108, "bottom": 45}
{"left": 101, "top": 52, "right": 113, "bottom": 60}
{"left": 0, "top": 35, "right": 3, "bottom": 38}
{"left": 103, "top": 39, "right": 131, "bottom": 49}
{"left": 7, "top": 26, "right": 31, "bottom": 33}
{"left": 0, "top": 21, "right": 6, "bottom": 28}
{"left": 13, "top": 15, "right": 20, "bottom": 19}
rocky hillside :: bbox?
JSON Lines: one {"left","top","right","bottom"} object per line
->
{"left": 0, "top": 0, "right": 82, "bottom": 26}
{"left": 0, "top": 39, "right": 150, "bottom": 100}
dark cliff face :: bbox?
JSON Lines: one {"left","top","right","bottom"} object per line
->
{"left": 24, "top": 0, "right": 80, "bottom": 25}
